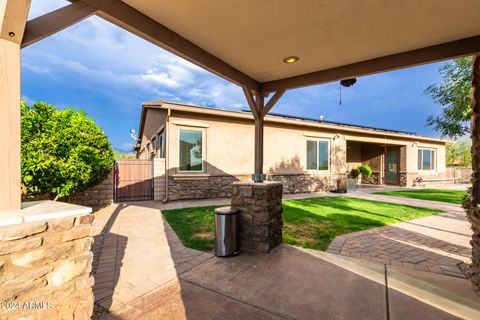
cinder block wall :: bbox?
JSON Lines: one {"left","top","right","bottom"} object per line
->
{"left": 69, "top": 171, "right": 114, "bottom": 210}
{"left": 0, "top": 214, "right": 94, "bottom": 319}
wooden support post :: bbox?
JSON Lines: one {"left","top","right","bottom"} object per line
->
{"left": 0, "top": 0, "right": 30, "bottom": 211}
{"left": 470, "top": 55, "right": 480, "bottom": 295}
{"left": 243, "top": 88, "right": 285, "bottom": 182}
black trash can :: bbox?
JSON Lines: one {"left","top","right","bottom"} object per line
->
{"left": 214, "top": 207, "right": 239, "bottom": 257}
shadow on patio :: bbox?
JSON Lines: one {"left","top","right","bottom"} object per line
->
{"left": 94, "top": 201, "right": 480, "bottom": 320}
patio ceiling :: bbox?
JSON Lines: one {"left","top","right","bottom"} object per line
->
{"left": 27, "top": 0, "right": 480, "bottom": 93}
{"left": 123, "top": 0, "right": 480, "bottom": 82}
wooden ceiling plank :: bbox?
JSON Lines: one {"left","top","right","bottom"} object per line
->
{"left": 261, "top": 35, "right": 480, "bottom": 93}
{"left": 22, "top": 2, "right": 97, "bottom": 48}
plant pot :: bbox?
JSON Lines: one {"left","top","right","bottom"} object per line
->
{"left": 347, "top": 178, "right": 357, "bottom": 192}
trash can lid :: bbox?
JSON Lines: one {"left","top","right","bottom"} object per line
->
{"left": 214, "top": 207, "right": 239, "bottom": 215}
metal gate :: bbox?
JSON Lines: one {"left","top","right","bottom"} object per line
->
{"left": 384, "top": 147, "right": 400, "bottom": 185}
{"left": 114, "top": 159, "right": 153, "bottom": 202}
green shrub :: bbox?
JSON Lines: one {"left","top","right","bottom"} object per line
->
{"left": 21, "top": 101, "right": 114, "bottom": 199}
{"left": 358, "top": 164, "right": 373, "bottom": 178}
{"left": 350, "top": 168, "right": 360, "bottom": 179}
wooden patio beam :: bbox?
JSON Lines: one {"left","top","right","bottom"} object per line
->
{"left": 243, "top": 88, "right": 285, "bottom": 181}
{"left": 261, "top": 90, "right": 285, "bottom": 117}
{"left": 72, "top": 0, "right": 260, "bottom": 92}
{"left": 261, "top": 35, "right": 480, "bottom": 93}
{"left": 0, "top": 0, "right": 30, "bottom": 44}
{"left": 22, "top": 2, "right": 96, "bottom": 48}
{"left": 243, "top": 87, "right": 260, "bottom": 119}
{"left": 0, "top": 0, "right": 31, "bottom": 211}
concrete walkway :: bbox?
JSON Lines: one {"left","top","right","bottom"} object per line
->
{"left": 327, "top": 193, "right": 471, "bottom": 278}
{"left": 91, "top": 203, "right": 213, "bottom": 316}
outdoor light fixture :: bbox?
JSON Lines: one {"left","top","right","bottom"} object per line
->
{"left": 283, "top": 56, "right": 299, "bottom": 64}
{"left": 340, "top": 78, "right": 357, "bottom": 87}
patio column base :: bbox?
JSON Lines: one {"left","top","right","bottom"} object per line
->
{"left": 231, "top": 181, "right": 283, "bottom": 253}
{"left": 0, "top": 201, "right": 94, "bottom": 319}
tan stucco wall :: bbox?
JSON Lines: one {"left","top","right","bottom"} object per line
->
{"left": 404, "top": 141, "right": 447, "bottom": 186}
{"left": 165, "top": 111, "right": 406, "bottom": 177}
{"left": 140, "top": 107, "right": 447, "bottom": 185}
{"left": 138, "top": 108, "right": 168, "bottom": 159}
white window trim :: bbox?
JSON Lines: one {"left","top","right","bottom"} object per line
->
{"left": 417, "top": 147, "right": 437, "bottom": 172}
{"left": 305, "top": 138, "right": 330, "bottom": 172}
{"left": 178, "top": 126, "right": 206, "bottom": 173}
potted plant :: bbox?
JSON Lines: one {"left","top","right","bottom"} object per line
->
{"left": 358, "top": 164, "right": 373, "bottom": 184}
{"left": 347, "top": 168, "right": 360, "bottom": 192}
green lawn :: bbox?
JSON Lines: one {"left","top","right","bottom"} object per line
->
{"left": 375, "top": 189, "right": 467, "bottom": 204}
{"left": 162, "top": 196, "right": 441, "bottom": 252}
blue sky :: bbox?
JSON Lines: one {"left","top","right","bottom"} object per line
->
{"left": 22, "top": 1, "right": 447, "bottom": 152}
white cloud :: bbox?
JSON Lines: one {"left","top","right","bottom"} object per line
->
{"left": 28, "top": 0, "right": 68, "bottom": 19}
{"left": 21, "top": 62, "right": 51, "bottom": 74}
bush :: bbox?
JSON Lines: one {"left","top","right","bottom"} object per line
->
{"left": 350, "top": 168, "right": 360, "bottom": 179}
{"left": 358, "top": 164, "right": 373, "bottom": 178}
{"left": 21, "top": 101, "right": 114, "bottom": 199}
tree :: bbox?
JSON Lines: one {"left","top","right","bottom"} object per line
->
{"left": 446, "top": 142, "right": 472, "bottom": 167}
{"left": 425, "top": 57, "right": 472, "bottom": 139}
{"left": 21, "top": 101, "right": 114, "bottom": 199}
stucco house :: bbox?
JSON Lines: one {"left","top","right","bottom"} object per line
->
{"left": 135, "top": 101, "right": 449, "bottom": 201}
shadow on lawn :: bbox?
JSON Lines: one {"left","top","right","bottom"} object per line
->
{"left": 282, "top": 202, "right": 387, "bottom": 250}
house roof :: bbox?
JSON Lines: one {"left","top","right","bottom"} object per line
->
{"left": 139, "top": 100, "right": 449, "bottom": 144}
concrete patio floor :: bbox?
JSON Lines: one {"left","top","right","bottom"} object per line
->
{"left": 102, "top": 244, "right": 480, "bottom": 319}
{"left": 91, "top": 184, "right": 479, "bottom": 319}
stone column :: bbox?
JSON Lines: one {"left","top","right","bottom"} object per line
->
{"left": 231, "top": 181, "right": 283, "bottom": 253}
{"left": 0, "top": 201, "right": 95, "bottom": 319}
{"left": 470, "top": 55, "right": 480, "bottom": 295}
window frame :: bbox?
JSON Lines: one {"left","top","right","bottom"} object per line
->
{"left": 417, "top": 147, "right": 436, "bottom": 172}
{"left": 156, "top": 130, "right": 166, "bottom": 159}
{"left": 178, "top": 127, "right": 206, "bottom": 173}
{"left": 305, "top": 138, "right": 330, "bottom": 172}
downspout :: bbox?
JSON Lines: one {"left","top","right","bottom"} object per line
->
{"left": 162, "top": 108, "right": 171, "bottom": 203}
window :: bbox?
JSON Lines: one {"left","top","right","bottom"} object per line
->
{"left": 179, "top": 129, "right": 203, "bottom": 171}
{"left": 157, "top": 131, "right": 166, "bottom": 158}
{"left": 418, "top": 148, "right": 435, "bottom": 170}
{"left": 306, "top": 140, "right": 329, "bottom": 170}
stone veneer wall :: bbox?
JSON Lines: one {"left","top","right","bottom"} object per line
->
{"left": 231, "top": 181, "right": 283, "bottom": 253}
{"left": 0, "top": 212, "right": 94, "bottom": 319}
{"left": 168, "top": 173, "right": 349, "bottom": 200}
{"left": 168, "top": 175, "right": 245, "bottom": 200}
{"left": 68, "top": 171, "right": 114, "bottom": 211}
{"left": 361, "top": 171, "right": 381, "bottom": 185}
{"left": 268, "top": 173, "right": 345, "bottom": 194}
{"left": 399, "top": 172, "right": 408, "bottom": 187}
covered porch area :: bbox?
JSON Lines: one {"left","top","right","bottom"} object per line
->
{"left": 1, "top": 0, "right": 480, "bottom": 318}
{"left": 347, "top": 140, "right": 406, "bottom": 186}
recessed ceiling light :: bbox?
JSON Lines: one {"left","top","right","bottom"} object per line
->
{"left": 283, "top": 56, "right": 299, "bottom": 64}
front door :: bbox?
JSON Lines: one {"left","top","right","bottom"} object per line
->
{"left": 385, "top": 148, "right": 400, "bottom": 185}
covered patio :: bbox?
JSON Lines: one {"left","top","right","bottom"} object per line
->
{"left": 1, "top": 0, "right": 480, "bottom": 318}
